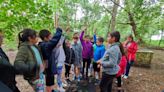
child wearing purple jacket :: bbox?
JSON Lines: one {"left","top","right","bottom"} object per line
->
{"left": 80, "top": 28, "right": 93, "bottom": 79}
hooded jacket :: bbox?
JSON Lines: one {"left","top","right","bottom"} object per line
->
{"left": 80, "top": 31, "right": 93, "bottom": 59}
{"left": 101, "top": 42, "right": 122, "bottom": 75}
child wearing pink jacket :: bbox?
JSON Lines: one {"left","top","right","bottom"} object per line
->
{"left": 116, "top": 55, "right": 127, "bottom": 91}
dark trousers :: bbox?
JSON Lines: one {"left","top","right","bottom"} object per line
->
{"left": 65, "top": 64, "right": 71, "bottom": 78}
{"left": 82, "top": 58, "right": 91, "bottom": 77}
{"left": 100, "top": 73, "right": 115, "bottom": 92}
{"left": 117, "top": 76, "right": 121, "bottom": 87}
{"left": 125, "top": 61, "right": 134, "bottom": 76}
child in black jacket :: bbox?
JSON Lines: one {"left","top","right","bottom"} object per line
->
{"left": 64, "top": 39, "right": 75, "bottom": 82}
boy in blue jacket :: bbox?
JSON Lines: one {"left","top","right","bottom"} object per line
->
{"left": 93, "top": 32, "right": 105, "bottom": 81}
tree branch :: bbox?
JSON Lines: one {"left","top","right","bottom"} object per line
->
{"left": 117, "top": 22, "right": 131, "bottom": 25}
{"left": 103, "top": 5, "right": 112, "bottom": 15}
{"left": 110, "top": 0, "right": 125, "bottom": 9}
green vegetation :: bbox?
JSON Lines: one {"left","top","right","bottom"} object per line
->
{"left": 0, "top": 0, "right": 164, "bottom": 50}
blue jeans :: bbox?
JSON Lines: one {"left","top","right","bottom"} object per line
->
{"left": 57, "top": 66, "right": 63, "bottom": 87}
{"left": 125, "top": 61, "right": 134, "bottom": 76}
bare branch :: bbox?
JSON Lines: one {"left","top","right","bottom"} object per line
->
{"left": 110, "top": 0, "right": 124, "bottom": 9}
{"left": 103, "top": 5, "right": 112, "bottom": 15}
{"left": 117, "top": 22, "right": 131, "bottom": 25}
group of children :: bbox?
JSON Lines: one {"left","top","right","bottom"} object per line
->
{"left": 0, "top": 27, "right": 138, "bottom": 92}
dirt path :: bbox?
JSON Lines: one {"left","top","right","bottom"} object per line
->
{"left": 6, "top": 50, "right": 164, "bottom": 92}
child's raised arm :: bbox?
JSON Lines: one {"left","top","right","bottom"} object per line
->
{"left": 44, "top": 27, "right": 62, "bottom": 55}
{"left": 93, "top": 34, "right": 97, "bottom": 44}
{"left": 80, "top": 27, "right": 86, "bottom": 45}
{"left": 93, "top": 28, "right": 97, "bottom": 44}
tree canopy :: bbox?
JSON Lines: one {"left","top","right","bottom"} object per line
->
{"left": 0, "top": 0, "right": 163, "bottom": 47}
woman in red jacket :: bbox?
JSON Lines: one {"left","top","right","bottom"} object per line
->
{"left": 123, "top": 35, "right": 138, "bottom": 79}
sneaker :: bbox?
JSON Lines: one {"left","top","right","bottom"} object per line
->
{"left": 77, "top": 77, "right": 80, "bottom": 82}
{"left": 58, "top": 87, "right": 65, "bottom": 92}
{"left": 66, "top": 79, "right": 71, "bottom": 84}
{"left": 115, "top": 80, "right": 123, "bottom": 85}
{"left": 123, "top": 75, "right": 128, "bottom": 79}
{"left": 53, "top": 89, "right": 58, "bottom": 92}
{"left": 62, "top": 82, "right": 67, "bottom": 88}
{"left": 95, "top": 79, "right": 100, "bottom": 85}
{"left": 117, "top": 87, "right": 124, "bottom": 92}
{"left": 115, "top": 80, "right": 118, "bottom": 84}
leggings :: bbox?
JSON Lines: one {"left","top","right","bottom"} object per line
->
{"left": 57, "top": 66, "right": 63, "bottom": 87}
{"left": 65, "top": 64, "right": 71, "bottom": 78}
{"left": 82, "top": 58, "right": 91, "bottom": 77}
{"left": 117, "top": 76, "right": 121, "bottom": 87}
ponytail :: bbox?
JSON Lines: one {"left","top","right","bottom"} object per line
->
{"left": 17, "top": 28, "right": 37, "bottom": 48}
{"left": 18, "top": 31, "right": 24, "bottom": 48}
{"left": 119, "top": 42, "right": 125, "bottom": 56}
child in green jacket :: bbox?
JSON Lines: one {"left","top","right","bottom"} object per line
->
{"left": 14, "top": 29, "right": 45, "bottom": 92}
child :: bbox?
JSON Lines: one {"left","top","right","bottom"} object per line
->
{"left": 64, "top": 39, "right": 75, "bottom": 83}
{"left": 123, "top": 35, "right": 138, "bottom": 79}
{"left": 38, "top": 28, "right": 63, "bottom": 92}
{"left": 80, "top": 28, "right": 93, "bottom": 79}
{"left": 116, "top": 42, "right": 127, "bottom": 92}
{"left": 72, "top": 32, "right": 82, "bottom": 81}
{"left": 51, "top": 35, "right": 66, "bottom": 91}
{"left": 97, "top": 31, "right": 122, "bottom": 92}
{"left": 14, "top": 29, "right": 45, "bottom": 92}
{"left": 93, "top": 32, "right": 105, "bottom": 82}
{"left": 0, "top": 30, "right": 20, "bottom": 92}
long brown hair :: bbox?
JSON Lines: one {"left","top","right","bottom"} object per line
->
{"left": 119, "top": 42, "right": 125, "bottom": 56}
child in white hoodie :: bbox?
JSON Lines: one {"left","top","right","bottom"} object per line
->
{"left": 51, "top": 35, "right": 66, "bottom": 91}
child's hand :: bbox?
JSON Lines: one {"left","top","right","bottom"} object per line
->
{"left": 40, "top": 64, "right": 45, "bottom": 72}
{"left": 94, "top": 28, "right": 97, "bottom": 34}
{"left": 97, "top": 60, "right": 102, "bottom": 64}
{"left": 82, "top": 26, "right": 87, "bottom": 32}
{"left": 97, "top": 64, "right": 101, "bottom": 68}
{"left": 124, "top": 40, "right": 129, "bottom": 45}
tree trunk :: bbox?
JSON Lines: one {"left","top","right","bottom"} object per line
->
{"left": 159, "top": 30, "right": 164, "bottom": 46}
{"left": 107, "top": 17, "right": 112, "bottom": 37}
{"left": 67, "top": 15, "right": 70, "bottom": 27}
{"left": 74, "top": 4, "right": 77, "bottom": 31}
{"left": 54, "top": 12, "right": 59, "bottom": 28}
{"left": 128, "top": 12, "right": 137, "bottom": 37}
{"left": 110, "top": 0, "right": 120, "bottom": 32}
{"left": 149, "top": 31, "right": 156, "bottom": 45}
{"left": 149, "top": 34, "right": 152, "bottom": 45}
